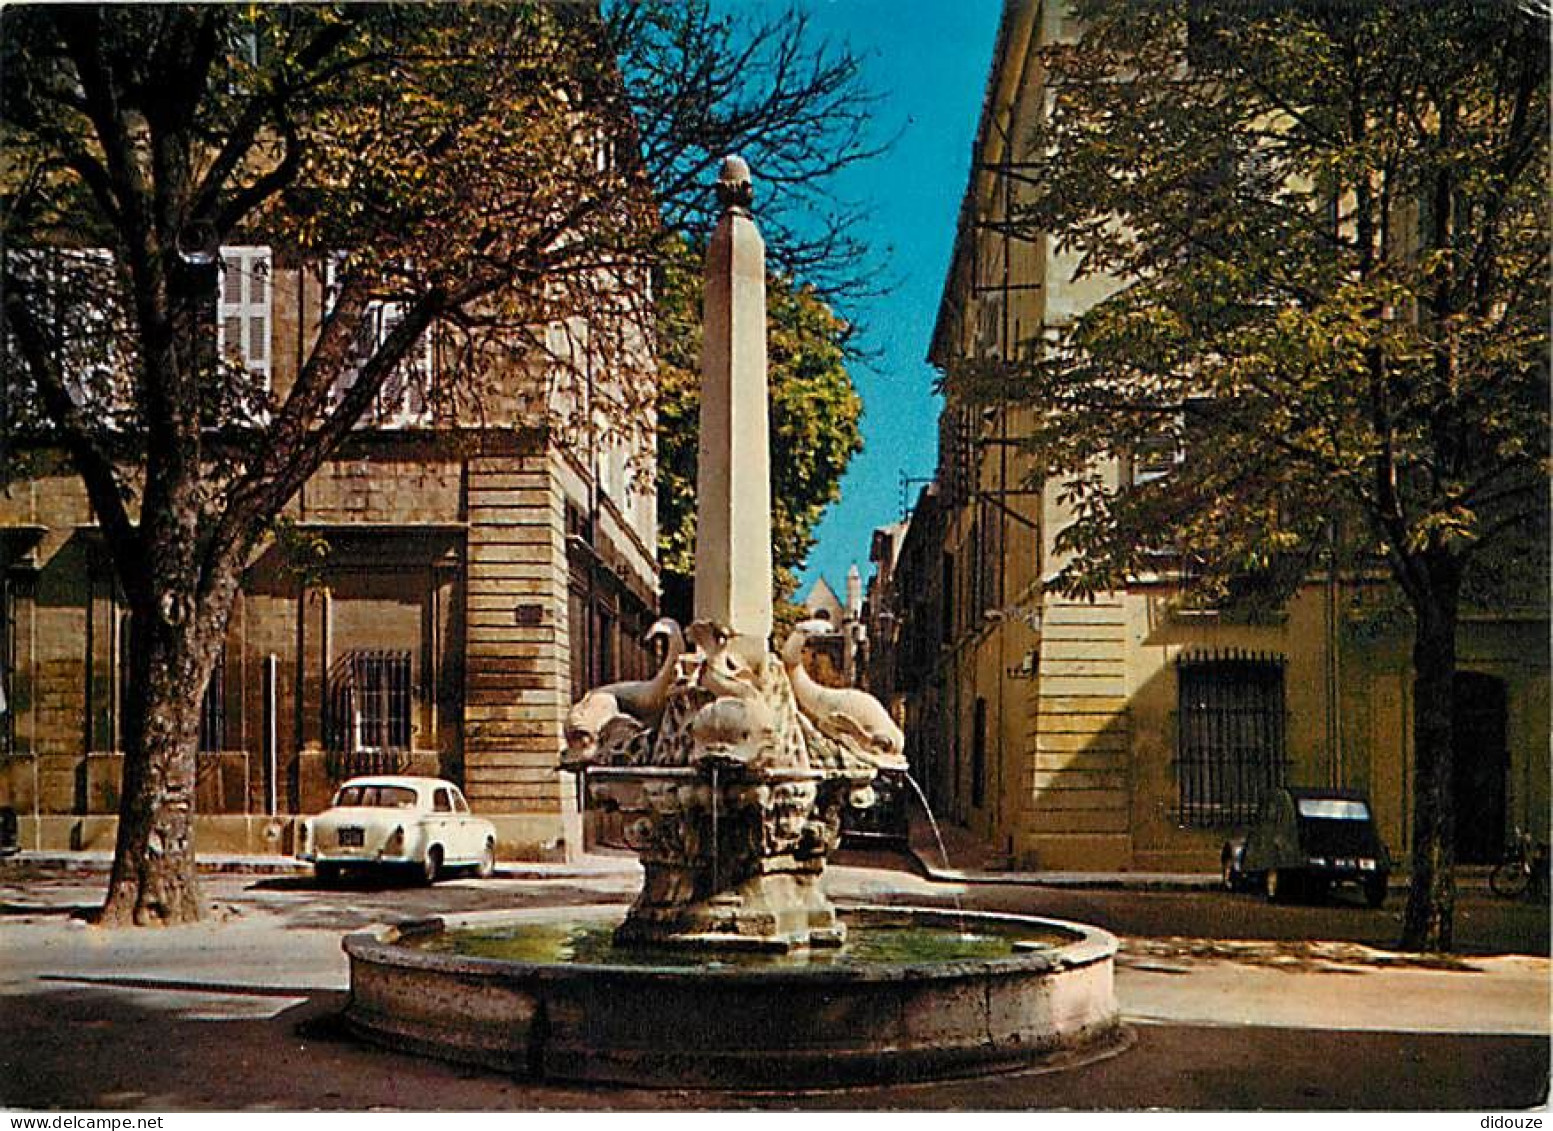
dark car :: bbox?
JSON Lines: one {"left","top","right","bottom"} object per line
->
{"left": 1222, "top": 787, "right": 1391, "bottom": 906}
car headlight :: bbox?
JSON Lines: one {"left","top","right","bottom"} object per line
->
{"left": 1358, "top": 858, "right": 1376, "bottom": 870}
{"left": 1307, "top": 856, "right": 1327, "bottom": 868}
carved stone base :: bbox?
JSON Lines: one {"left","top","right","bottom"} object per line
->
{"left": 615, "top": 862, "right": 845, "bottom": 951}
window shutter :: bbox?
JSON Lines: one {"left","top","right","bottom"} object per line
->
{"left": 322, "top": 255, "right": 430, "bottom": 426}
{"left": 216, "top": 246, "right": 271, "bottom": 388}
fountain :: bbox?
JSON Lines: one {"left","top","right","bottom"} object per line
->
{"left": 342, "top": 158, "right": 1122, "bottom": 1087}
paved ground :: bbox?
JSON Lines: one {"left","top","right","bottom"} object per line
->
{"left": 0, "top": 851, "right": 1547, "bottom": 1111}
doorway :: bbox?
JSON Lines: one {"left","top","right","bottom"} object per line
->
{"left": 1451, "top": 672, "right": 1508, "bottom": 865}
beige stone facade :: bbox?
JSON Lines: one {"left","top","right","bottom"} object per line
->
{"left": 0, "top": 251, "right": 657, "bottom": 859}
{"left": 884, "top": 0, "right": 1550, "bottom": 872}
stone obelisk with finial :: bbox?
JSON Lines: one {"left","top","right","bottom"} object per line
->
{"left": 563, "top": 157, "right": 903, "bottom": 951}
{"left": 694, "top": 156, "right": 773, "bottom": 664}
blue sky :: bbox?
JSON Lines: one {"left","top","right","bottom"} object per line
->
{"left": 749, "top": 1, "right": 1003, "bottom": 598}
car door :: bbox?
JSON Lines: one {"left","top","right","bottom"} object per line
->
{"left": 450, "top": 787, "right": 478, "bottom": 859}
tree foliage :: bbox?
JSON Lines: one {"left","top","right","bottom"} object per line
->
{"left": 956, "top": 0, "right": 1548, "bottom": 950}
{"left": 0, "top": 2, "right": 880, "bottom": 925}
{"left": 606, "top": 0, "right": 885, "bottom": 300}
{"left": 655, "top": 236, "right": 863, "bottom": 620}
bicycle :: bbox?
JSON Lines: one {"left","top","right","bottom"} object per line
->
{"left": 1489, "top": 827, "right": 1551, "bottom": 901}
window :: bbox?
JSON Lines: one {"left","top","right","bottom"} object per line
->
{"left": 199, "top": 647, "right": 226, "bottom": 754}
{"left": 433, "top": 788, "right": 452, "bottom": 813}
{"left": 971, "top": 696, "right": 988, "bottom": 810}
{"left": 591, "top": 605, "right": 616, "bottom": 687}
{"left": 6, "top": 247, "right": 127, "bottom": 412}
{"left": 323, "top": 256, "right": 432, "bottom": 426}
{"left": 217, "top": 246, "right": 272, "bottom": 386}
{"left": 326, "top": 649, "right": 413, "bottom": 759}
{"left": 940, "top": 551, "right": 955, "bottom": 644}
{"left": 1129, "top": 429, "right": 1185, "bottom": 485}
{"left": 333, "top": 783, "right": 416, "bottom": 808}
{"left": 1175, "top": 651, "right": 1287, "bottom": 826}
{"left": 1296, "top": 798, "right": 1369, "bottom": 821}
{"left": 0, "top": 579, "right": 12, "bottom": 757}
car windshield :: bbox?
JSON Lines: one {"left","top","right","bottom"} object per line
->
{"left": 1296, "top": 798, "right": 1370, "bottom": 821}
{"left": 333, "top": 785, "right": 418, "bottom": 809}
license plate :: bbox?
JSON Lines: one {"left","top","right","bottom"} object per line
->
{"left": 337, "top": 827, "right": 364, "bottom": 848}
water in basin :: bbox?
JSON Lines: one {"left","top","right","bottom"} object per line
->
{"left": 409, "top": 913, "right": 1076, "bottom": 969}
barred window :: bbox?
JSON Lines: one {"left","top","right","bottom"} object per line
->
{"left": 199, "top": 648, "right": 226, "bottom": 754}
{"left": 971, "top": 696, "right": 988, "bottom": 810}
{"left": 327, "top": 649, "right": 412, "bottom": 756}
{"left": 1175, "top": 651, "right": 1287, "bottom": 827}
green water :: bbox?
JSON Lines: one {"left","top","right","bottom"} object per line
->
{"left": 410, "top": 917, "right": 1073, "bottom": 969}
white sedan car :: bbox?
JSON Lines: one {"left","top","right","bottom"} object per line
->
{"left": 299, "top": 775, "right": 497, "bottom": 885}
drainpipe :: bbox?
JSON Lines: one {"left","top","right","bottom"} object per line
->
{"left": 1325, "top": 520, "right": 1343, "bottom": 788}
{"left": 263, "top": 653, "right": 278, "bottom": 815}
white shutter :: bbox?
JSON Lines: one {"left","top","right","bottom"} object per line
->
{"left": 216, "top": 246, "right": 271, "bottom": 388}
{"left": 323, "top": 254, "right": 430, "bottom": 426}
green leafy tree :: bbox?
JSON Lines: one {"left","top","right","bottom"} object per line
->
{"left": 967, "top": 1, "right": 1547, "bottom": 950}
{"left": 1, "top": 2, "right": 879, "bottom": 926}
{"left": 655, "top": 237, "right": 863, "bottom": 620}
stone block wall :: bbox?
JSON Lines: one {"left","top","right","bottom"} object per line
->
{"left": 461, "top": 446, "right": 579, "bottom": 859}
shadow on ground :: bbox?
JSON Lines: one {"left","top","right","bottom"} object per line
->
{"left": 1, "top": 981, "right": 1546, "bottom": 1111}
{"left": 1118, "top": 937, "right": 1485, "bottom": 974}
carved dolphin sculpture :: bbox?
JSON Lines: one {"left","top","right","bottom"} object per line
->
{"left": 685, "top": 618, "right": 763, "bottom": 700}
{"left": 563, "top": 617, "right": 685, "bottom": 765}
{"left": 780, "top": 618, "right": 907, "bottom": 770}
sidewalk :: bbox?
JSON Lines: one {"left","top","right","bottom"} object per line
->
{"left": 2, "top": 848, "right": 643, "bottom": 880}
{"left": 899, "top": 810, "right": 1495, "bottom": 893}
{"left": 901, "top": 809, "right": 1218, "bottom": 890}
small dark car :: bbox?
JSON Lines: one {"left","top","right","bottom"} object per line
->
{"left": 1222, "top": 787, "right": 1391, "bottom": 906}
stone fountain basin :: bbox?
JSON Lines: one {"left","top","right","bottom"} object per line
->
{"left": 342, "top": 903, "right": 1122, "bottom": 1088}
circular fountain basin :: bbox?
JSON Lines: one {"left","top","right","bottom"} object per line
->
{"left": 343, "top": 904, "right": 1121, "bottom": 1087}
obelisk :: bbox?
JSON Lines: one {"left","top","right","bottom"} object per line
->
{"left": 694, "top": 156, "right": 773, "bottom": 663}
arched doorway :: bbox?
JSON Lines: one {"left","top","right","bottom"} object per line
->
{"left": 1452, "top": 672, "right": 1508, "bottom": 865}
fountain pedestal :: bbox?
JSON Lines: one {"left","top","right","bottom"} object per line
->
{"left": 599, "top": 765, "right": 872, "bottom": 950}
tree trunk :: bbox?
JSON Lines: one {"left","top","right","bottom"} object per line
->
{"left": 1400, "top": 565, "right": 1461, "bottom": 952}
{"left": 99, "top": 600, "right": 227, "bottom": 927}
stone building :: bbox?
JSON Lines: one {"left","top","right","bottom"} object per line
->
{"left": 0, "top": 248, "right": 657, "bottom": 859}
{"left": 889, "top": 0, "right": 1550, "bottom": 871}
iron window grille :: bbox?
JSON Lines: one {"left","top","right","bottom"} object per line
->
{"left": 1175, "top": 649, "right": 1288, "bottom": 827}
{"left": 326, "top": 649, "right": 413, "bottom": 778}
{"left": 199, "top": 648, "right": 225, "bottom": 754}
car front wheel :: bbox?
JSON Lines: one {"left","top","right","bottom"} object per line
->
{"left": 420, "top": 846, "right": 443, "bottom": 886}
{"left": 315, "top": 862, "right": 341, "bottom": 887}
{"left": 476, "top": 839, "right": 496, "bottom": 880}
{"left": 1364, "top": 874, "right": 1388, "bottom": 908}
